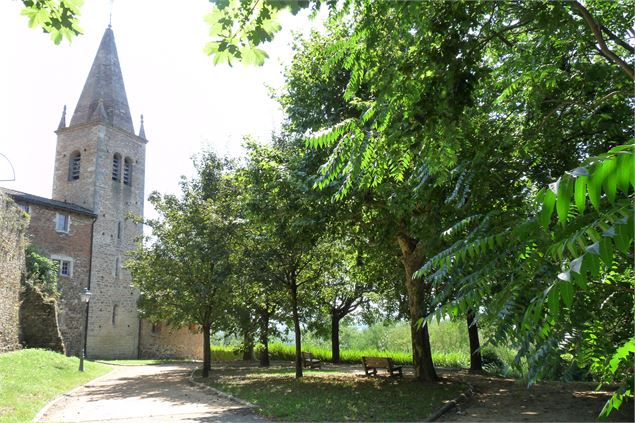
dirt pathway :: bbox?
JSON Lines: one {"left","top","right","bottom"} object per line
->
{"left": 439, "top": 370, "right": 634, "bottom": 422}
{"left": 37, "top": 363, "right": 265, "bottom": 423}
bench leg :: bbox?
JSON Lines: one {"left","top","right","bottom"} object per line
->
{"left": 364, "top": 367, "right": 377, "bottom": 376}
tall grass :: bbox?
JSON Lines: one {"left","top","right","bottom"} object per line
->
{"left": 211, "top": 342, "right": 470, "bottom": 368}
{"left": 211, "top": 319, "right": 524, "bottom": 375}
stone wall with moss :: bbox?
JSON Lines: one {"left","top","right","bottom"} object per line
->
{"left": 19, "top": 283, "right": 65, "bottom": 353}
{"left": 0, "top": 193, "right": 28, "bottom": 352}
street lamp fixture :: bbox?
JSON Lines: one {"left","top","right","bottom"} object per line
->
{"left": 79, "top": 288, "right": 92, "bottom": 371}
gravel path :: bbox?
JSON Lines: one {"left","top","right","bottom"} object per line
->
{"left": 37, "top": 363, "right": 265, "bottom": 423}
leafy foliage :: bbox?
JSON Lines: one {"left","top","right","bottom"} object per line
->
{"left": 127, "top": 151, "right": 239, "bottom": 377}
{"left": 20, "top": 0, "right": 83, "bottom": 44}
{"left": 272, "top": 0, "right": 633, "bottom": 412}
{"left": 24, "top": 244, "right": 59, "bottom": 296}
{"left": 421, "top": 144, "right": 634, "bottom": 410}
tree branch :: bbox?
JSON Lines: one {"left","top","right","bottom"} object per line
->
{"left": 600, "top": 24, "right": 635, "bottom": 54}
{"left": 570, "top": 1, "right": 634, "bottom": 80}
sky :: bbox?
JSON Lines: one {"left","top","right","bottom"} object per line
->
{"left": 0, "top": 0, "right": 322, "bottom": 219}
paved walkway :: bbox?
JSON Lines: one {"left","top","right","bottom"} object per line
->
{"left": 37, "top": 363, "right": 265, "bottom": 423}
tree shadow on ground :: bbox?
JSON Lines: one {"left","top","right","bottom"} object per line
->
{"left": 439, "top": 369, "right": 635, "bottom": 422}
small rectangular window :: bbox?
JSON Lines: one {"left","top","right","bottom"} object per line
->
{"left": 53, "top": 259, "right": 72, "bottom": 277}
{"left": 55, "top": 213, "right": 69, "bottom": 233}
{"left": 151, "top": 323, "right": 162, "bottom": 333}
{"left": 60, "top": 260, "right": 70, "bottom": 276}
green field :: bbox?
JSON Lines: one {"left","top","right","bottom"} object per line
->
{"left": 0, "top": 349, "right": 111, "bottom": 423}
{"left": 212, "top": 320, "right": 524, "bottom": 377}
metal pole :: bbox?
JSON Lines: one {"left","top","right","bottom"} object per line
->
{"left": 79, "top": 300, "right": 88, "bottom": 371}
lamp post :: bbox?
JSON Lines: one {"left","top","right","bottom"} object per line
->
{"left": 79, "top": 288, "right": 92, "bottom": 371}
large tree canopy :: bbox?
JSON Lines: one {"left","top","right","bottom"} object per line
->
{"left": 268, "top": 0, "right": 633, "bottom": 411}
{"left": 127, "top": 151, "right": 238, "bottom": 377}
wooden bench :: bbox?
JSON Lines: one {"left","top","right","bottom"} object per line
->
{"left": 302, "top": 352, "right": 321, "bottom": 369}
{"left": 361, "top": 356, "right": 403, "bottom": 377}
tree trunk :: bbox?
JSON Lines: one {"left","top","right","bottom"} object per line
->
{"left": 290, "top": 283, "right": 303, "bottom": 378}
{"left": 467, "top": 309, "right": 483, "bottom": 372}
{"left": 331, "top": 312, "right": 341, "bottom": 364}
{"left": 242, "top": 330, "right": 254, "bottom": 361}
{"left": 202, "top": 323, "right": 211, "bottom": 378}
{"left": 259, "top": 309, "right": 270, "bottom": 367}
{"left": 398, "top": 233, "right": 439, "bottom": 382}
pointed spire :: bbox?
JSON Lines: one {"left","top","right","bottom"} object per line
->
{"left": 138, "top": 114, "right": 146, "bottom": 139}
{"left": 57, "top": 105, "right": 67, "bottom": 130}
{"left": 93, "top": 98, "right": 109, "bottom": 122}
{"left": 69, "top": 27, "right": 134, "bottom": 133}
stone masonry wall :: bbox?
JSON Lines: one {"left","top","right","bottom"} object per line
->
{"left": 23, "top": 203, "right": 94, "bottom": 356}
{"left": 139, "top": 321, "right": 203, "bottom": 360}
{"left": 0, "top": 193, "right": 27, "bottom": 352}
{"left": 54, "top": 123, "right": 146, "bottom": 358}
{"left": 19, "top": 283, "right": 65, "bottom": 353}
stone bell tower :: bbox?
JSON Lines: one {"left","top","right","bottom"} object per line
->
{"left": 53, "top": 26, "right": 147, "bottom": 358}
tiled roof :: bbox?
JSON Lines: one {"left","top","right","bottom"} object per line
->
{"left": 68, "top": 27, "right": 134, "bottom": 134}
{"left": 0, "top": 187, "right": 97, "bottom": 217}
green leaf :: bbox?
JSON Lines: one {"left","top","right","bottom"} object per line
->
{"left": 261, "top": 18, "right": 282, "bottom": 35}
{"left": 604, "top": 164, "right": 618, "bottom": 204}
{"left": 556, "top": 176, "right": 572, "bottom": 223}
{"left": 240, "top": 45, "right": 268, "bottom": 66}
{"left": 539, "top": 189, "right": 556, "bottom": 228}
{"left": 587, "top": 172, "right": 602, "bottom": 211}
{"left": 212, "top": 49, "right": 234, "bottom": 66}
{"left": 547, "top": 285, "right": 560, "bottom": 318}
{"left": 609, "top": 338, "right": 635, "bottom": 373}
{"left": 571, "top": 271, "right": 587, "bottom": 289}
{"left": 574, "top": 175, "right": 587, "bottom": 213}
{"left": 616, "top": 152, "right": 634, "bottom": 195}
{"left": 560, "top": 280, "right": 574, "bottom": 307}
{"left": 599, "top": 237, "right": 614, "bottom": 266}
{"left": 614, "top": 217, "right": 633, "bottom": 254}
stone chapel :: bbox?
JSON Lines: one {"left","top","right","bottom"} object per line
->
{"left": 2, "top": 27, "right": 202, "bottom": 359}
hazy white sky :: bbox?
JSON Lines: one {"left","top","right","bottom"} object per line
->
{"left": 0, "top": 0, "right": 321, "bottom": 218}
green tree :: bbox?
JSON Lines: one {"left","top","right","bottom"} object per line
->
{"left": 238, "top": 137, "right": 333, "bottom": 377}
{"left": 127, "top": 151, "right": 238, "bottom": 378}
{"left": 273, "top": 0, "right": 633, "bottom": 392}
{"left": 423, "top": 145, "right": 634, "bottom": 414}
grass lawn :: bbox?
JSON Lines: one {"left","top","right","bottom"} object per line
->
{"left": 194, "top": 364, "right": 464, "bottom": 421}
{"left": 0, "top": 349, "right": 111, "bottom": 423}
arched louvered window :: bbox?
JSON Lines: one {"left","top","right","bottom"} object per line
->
{"left": 69, "top": 151, "right": 81, "bottom": 180}
{"left": 123, "top": 157, "right": 132, "bottom": 186}
{"left": 112, "top": 153, "right": 121, "bottom": 181}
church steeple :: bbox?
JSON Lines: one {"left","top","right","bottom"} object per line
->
{"left": 69, "top": 27, "right": 134, "bottom": 134}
